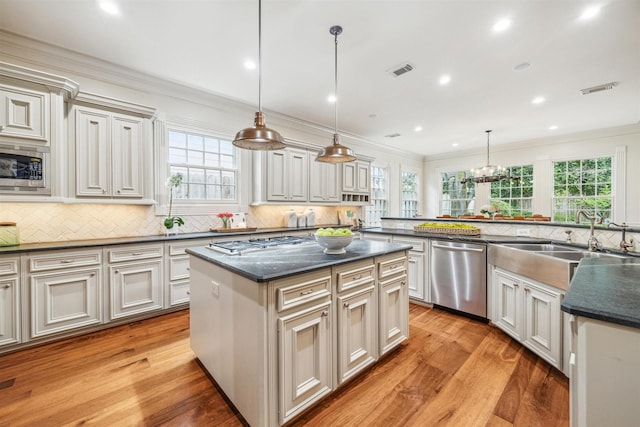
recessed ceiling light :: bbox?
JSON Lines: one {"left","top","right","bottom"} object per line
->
{"left": 439, "top": 74, "right": 451, "bottom": 85}
{"left": 513, "top": 62, "right": 531, "bottom": 72}
{"left": 243, "top": 60, "right": 256, "bottom": 70}
{"left": 549, "top": 125, "right": 559, "bottom": 130}
{"left": 414, "top": 126, "right": 423, "bottom": 132}
{"left": 97, "top": 0, "right": 120, "bottom": 15}
{"left": 327, "top": 94, "right": 337, "bottom": 103}
{"left": 532, "top": 96, "right": 546, "bottom": 105}
{"left": 579, "top": 5, "right": 601, "bottom": 20}
{"left": 452, "top": 143, "right": 459, "bottom": 147}
{"left": 492, "top": 18, "right": 512, "bottom": 33}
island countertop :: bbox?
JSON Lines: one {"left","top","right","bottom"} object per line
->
{"left": 186, "top": 239, "right": 412, "bottom": 282}
{"left": 561, "top": 257, "right": 640, "bottom": 329}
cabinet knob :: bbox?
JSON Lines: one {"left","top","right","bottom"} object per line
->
{"left": 115, "top": 270, "right": 119, "bottom": 274}
{"left": 343, "top": 302, "right": 350, "bottom": 308}
{"left": 90, "top": 273, "right": 95, "bottom": 277}
{"left": 321, "top": 310, "right": 329, "bottom": 317}
{"left": 1, "top": 284, "right": 10, "bottom": 289}
{"left": 300, "top": 289, "right": 314, "bottom": 296}
{"left": 401, "top": 281, "right": 406, "bottom": 286}
{"left": 0, "top": 125, "right": 5, "bottom": 131}
{"left": 117, "top": 190, "right": 121, "bottom": 194}
{"left": 102, "top": 189, "right": 107, "bottom": 194}
{"left": 186, "top": 267, "right": 190, "bottom": 271}
{"left": 186, "top": 290, "right": 191, "bottom": 295}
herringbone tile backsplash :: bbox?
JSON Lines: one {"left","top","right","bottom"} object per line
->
{"left": 1, "top": 203, "right": 360, "bottom": 244}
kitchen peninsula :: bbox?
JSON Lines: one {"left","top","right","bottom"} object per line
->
{"left": 186, "top": 239, "right": 411, "bottom": 427}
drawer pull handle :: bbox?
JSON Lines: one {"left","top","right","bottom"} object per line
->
{"left": 132, "top": 252, "right": 143, "bottom": 256}
{"left": 321, "top": 310, "right": 329, "bottom": 317}
{"left": 353, "top": 275, "right": 362, "bottom": 280}
{"left": 1, "top": 284, "right": 10, "bottom": 289}
{"left": 300, "top": 289, "right": 315, "bottom": 295}
{"left": 60, "top": 260, "right": 73, "bottom": 264}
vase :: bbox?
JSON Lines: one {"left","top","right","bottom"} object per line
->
{"left": 222, "top": 218, "right": 229, "bottom": 229}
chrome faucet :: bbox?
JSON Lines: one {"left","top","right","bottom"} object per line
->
{"left": 608, "top": 222, "right": 635, "bottom": 252}
{"left": 575, "top": 209, "right": 602, "bottom": 252}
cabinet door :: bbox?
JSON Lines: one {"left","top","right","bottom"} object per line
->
{"left": 493, "top": 269, "right": 523, "bottom": 341}
{"left": 356, "top": 161, "right": 370, "bottom": 193}
{"left": 112, "top": 116, "right": 143, "bottom": 197}
{"left": 342, "top": 162, "right": 357, "bottom": 192}
{"left": 267, "top": 150, "right": 288, "bottom": 201}
{"left": 0, "top": 277, "right": 19, "bottom": 346}
{"left": 522, "top": 281, "right": 562, "bottom": 367}
{"left": 337, "top": 286, "right": 377, "bottom": 384}
{"left": 379, "top": 273, "right": 408, "bottom": 355}
{"left": 0, "top": 86, "right": 47, "bottom": 142}
{"left": 278, "top": 301, "right": 332, "bottom": 424}
{"left": 288, "top": 148, "right": 308, "bottom": 201}
{"left": 309, "top": 161, "right": 340, "bottom": 202}
{"left": 75, "top": 108, "right": 111, "bottom": 197}
{"left": 407, "top": 251, "right": 425, "bottom": 300}
{"left": 110, "top": 259, "right": 163, "bottom": 319}
{"left": 31, "top": 267, "right": 102, "bottom": 338}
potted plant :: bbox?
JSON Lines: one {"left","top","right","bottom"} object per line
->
{"left": 164, "top": 173, "right": 185, "bottom": 233}
{"left": 217, "top": 212, "right": 234, "bottom": 229}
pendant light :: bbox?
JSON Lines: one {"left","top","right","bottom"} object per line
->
{"left": 232, "top": 0, "right": 286, "bottom": 150}
{"left": 316, "top": 25, "right": 356, "bottom": 163}
{"left": 461, "top": 130, "right": 518, "bottom": 184}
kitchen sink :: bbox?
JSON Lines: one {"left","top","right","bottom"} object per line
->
{"left": 499, "top": 243, "right": 580, "bottom": 252}
{"left": 539, "top": 251, "right": 627, "bottom": 261}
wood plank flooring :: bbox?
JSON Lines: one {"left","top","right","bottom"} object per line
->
{"left": 0, "top": 304, "right": 569, "bottom": 426}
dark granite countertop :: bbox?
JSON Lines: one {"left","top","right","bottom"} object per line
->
{"left": 561, "top": 257, "right": 640, "bottom": 329}
{"left": 359, "top": 227, "right": 549, "bottom": 244}
{"left": 0, "top": 225, "right": 340, "bottom": 255}
{"left": 187, "top": 239, "right": 412, "bottom": 283}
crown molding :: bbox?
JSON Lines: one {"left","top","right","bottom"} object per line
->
{"left": 0, "top": 61, "right": 79, "bottom": 98}
{"left": 71, "top": 91, "right": 157, "bottom": 119}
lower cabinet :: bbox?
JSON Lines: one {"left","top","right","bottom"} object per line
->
{"left": 391, "top": 236, "right": 428, "bottom": 302}
{"left": 0, "top": 256, "right": 20, "bottom": 347}
{"left": 107, "top": 244, "right": 164, "bottom": 320}
{"left": 492, "top": 267, "right": 563, "bottom": 369}
{"left": 27, "top": 249, "right": 103, "bottom": 338}
{"left": 165, "top": 238, "right": 210, "bottom": 307}
{"left": 377, "top": 254, "right": 409, "bottom": 356}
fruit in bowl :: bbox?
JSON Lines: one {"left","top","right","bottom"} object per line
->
{"left": 314, "top": 228, "right": 353, "bottom": 254}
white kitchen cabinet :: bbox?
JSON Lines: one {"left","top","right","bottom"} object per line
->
{"left": 392, "top": 236, "right": 427, "bottom": 301}
{"left": 0, "top": 256, "right": 20, "bottom": 347}
{"left": 377, "top": 253, "right": 409, "bottom": 356}
{"left": 74, "top": 106, "right": 145, "bottom": 198}
{"left": 107, "top": 244, "right": 164, "bottom": 320}
{"left": 28, "top": 249, "right": 103, "bottom": 338}
{"left": 341, "top": 160, "right": 371, "bottom": 205}
{"left": 0, "top": 84, "right": 47, "bottom": 143}
{"left": 360, "top": 232, "right": 392, "bottom": 243}
{"left": 266, "top": 147, "right": 309, "bottom": 202}
{"left": 165, "top": 238, "right": 210, "bottom": 307}
{"left": 492, "top": 267, "right": 563, "bottom": 369}
{"left": 309, "top": 160, "right": 340, "bottom": 203}
{"left": 278, "top": 299, "right": 333, "bottom": 424}
{"left": 335, "top": 260, "right": 377, "bottom": 385}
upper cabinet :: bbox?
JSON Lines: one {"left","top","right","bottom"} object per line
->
{"left": 69, "top": 92, "right": 156, "bottom": 203}
{"left": 266, "top": 147, "right": 309, "bottom": 202}
{"left": 309, "top": 159, "right": 341, "bottom": 203}
{"left": 341, "top": 160, "right": 371, "bottom": 205}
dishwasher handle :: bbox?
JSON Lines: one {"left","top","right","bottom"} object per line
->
{"left": 431, "top": 243, "right": 485, "bottom": 253}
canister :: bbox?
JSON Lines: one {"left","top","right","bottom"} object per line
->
{"left": 284, "top": 210, "right": 297, "bottom": 228}
{"left": 0, "top": 222, "right": 19, "bottom": 247}
{"left": 304, "top": 209, "right": 315, "bottom": 227}
{"left": 297, "top": 214, "right": 307, "bottom": 228}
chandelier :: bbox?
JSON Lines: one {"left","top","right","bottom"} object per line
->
{"left": 461, "top": 130, "right": 518, "bottom": 184}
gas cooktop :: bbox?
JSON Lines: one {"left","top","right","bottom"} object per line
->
{"left": 207, "top": 235, "right": 315, "bottom": 255}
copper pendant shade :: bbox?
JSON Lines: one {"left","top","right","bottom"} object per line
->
{"left": 316, "top": 25, "right": 356, "bottom": 163}
{"left": 232, "top": 0, "right": 285, "bottom": 151}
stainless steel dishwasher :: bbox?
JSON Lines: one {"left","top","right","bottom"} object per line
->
{"left": 430, "top": 240, "right": 487, "bottom": 318}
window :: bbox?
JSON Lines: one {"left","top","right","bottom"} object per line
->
{"left": 490, "top": 165, "right": 533, "bottom": 217}
{"left": 167, "top": 130, "right": 237, "bottom": 201}
{"left": 401, "top": 171, "right": 419, "bottom": 218}
{"left": 440, "top": 171, "right": 475, "bottom": 217}
{"left": 366, "top": 166, "right": 388, "bottom": 226}
{"left": 553, "top": 157, "right": 612, "bottom": 223}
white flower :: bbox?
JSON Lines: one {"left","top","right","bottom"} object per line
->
{"left": 166, "top": 173, "right": 184, "bottom": 188}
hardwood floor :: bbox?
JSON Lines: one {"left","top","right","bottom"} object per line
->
{"left": 0, "top": 304, "right": 569, "bottom": 426}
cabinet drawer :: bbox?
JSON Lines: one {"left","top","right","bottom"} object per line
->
{"left": 169, "top": 255, "right": 190, "bottom": 281}
{"left": 29, "top": 250, "right": 102, "bottom": 272}
{"left": 336, "top": 262, "right": 375, "bottom": 292}
{"left": 392, "top": 237, "right": 426, "bottom": 252}
{"left": 0, "top": 258, "right": 19, "bottom": 276}
{"left": 277, "top": 275, "right": 332, "bottom": 312}
{"left": 377, "top": 255, "right": 407, "bottom": 279}
{"left": 108, "top": 244, "right": 163, "bottom": 263}
{"left": 168, "top": 239, "right": 211, "bottom": 256}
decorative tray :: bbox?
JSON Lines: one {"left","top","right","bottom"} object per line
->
{"left": 210, "top": 227, "right": 258, "bottom": 233}
{"left": 413, "top": 224, "right": 480, "bottom": 235}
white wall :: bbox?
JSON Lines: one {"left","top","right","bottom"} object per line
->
{"left": 423, "top": 125, "right": 640, "bottom": 226}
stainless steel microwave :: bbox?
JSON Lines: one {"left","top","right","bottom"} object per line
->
{"left": 0, "top": 145, "right": 50, "bottom": 195}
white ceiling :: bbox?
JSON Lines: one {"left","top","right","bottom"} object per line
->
{"left": 1, "top": 0, "right": 639, "bottom": 157}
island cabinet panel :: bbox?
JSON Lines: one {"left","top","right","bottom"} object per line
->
{"left": 376, "top": 253, "right": 409, "bottom": 356}
{"left": 277, "top": 300, "right": 332, "bottom": 425}
{"left": 493, "top": 269, "right": 523, "bottom": 341}
{"left": 0, "top": 255, "right": 20, "bottom": 348}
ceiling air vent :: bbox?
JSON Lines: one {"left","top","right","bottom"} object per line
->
{"left": 580, "top": 81, "right": 619, "bottom": 95}
{"left": 389, "top": 63, "right": 414, "bottom": 77}
{"left": 385, "top": 133, "right": 401, "bottom": 138}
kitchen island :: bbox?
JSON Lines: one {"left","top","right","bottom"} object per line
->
{"left": 187, "top": 239, "right": 412, "bottom": 427}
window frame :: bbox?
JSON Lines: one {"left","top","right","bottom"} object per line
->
{"left": 366, "top": 165, "right": 388, "bottom": 227}
{"left": 489, "top": 164, "right": 534, "bottom": 217}
{"left": 400, "top": 167, "right": 420, "bottom": 218}
{"left": 439, "top": 170, "right": 476, "bottom": 217}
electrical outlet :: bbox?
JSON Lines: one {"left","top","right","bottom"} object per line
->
{"left": 211, "top": 281, "right": 220, "bottom": 298}
{"left": 516, "top": 228, "right": 530, "bottom": 237}
{"left": 396, "top": 223, "right": 405, "bottom": 229}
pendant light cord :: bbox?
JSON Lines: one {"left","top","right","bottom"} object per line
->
{"left": 333, "top": 28, "right": 339, "bottom": 138}
{"left": 485, "top": 129, "right": 492, "bottom": 164}
{"left": 258, "top": 0, "right": 263, "bottom": 113}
